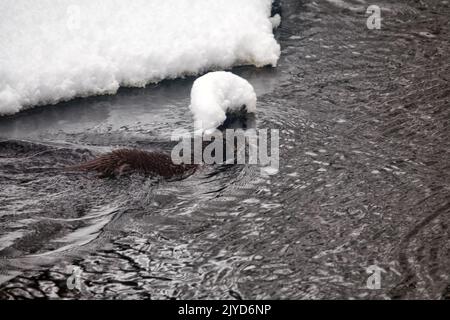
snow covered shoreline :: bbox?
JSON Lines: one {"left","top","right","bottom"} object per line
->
{"left": 0, "top": 0, "right": 281, "bottom": 116}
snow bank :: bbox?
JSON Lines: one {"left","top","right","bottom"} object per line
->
{"left": 0, "top": 0, "right": 280, "bottom": 116}
{"left": 189, "top": 71, "right": 256, "bottom": 133}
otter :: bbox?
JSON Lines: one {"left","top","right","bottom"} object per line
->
{"left": 70, "top": 148, "right": 197, "bottom": 179}
{"left": 70, "top": 112, "right": 255, "bottom": 179}
{"left": 70, "top": 72, "right": 257, "bottom": 179}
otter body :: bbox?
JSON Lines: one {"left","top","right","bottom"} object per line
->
{"left": 70, "top": 113, "right": 253, "bottom": 179}
{"left": 72, "top": 149, "right": 196, "bottom": 178}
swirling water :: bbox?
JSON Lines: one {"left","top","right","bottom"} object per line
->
{"left": 0, "top": 0, "right": 449, "bottom": 299}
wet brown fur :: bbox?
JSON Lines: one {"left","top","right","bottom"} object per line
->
{"left": 69, "top": 148, "right": 197, "bottom": 178}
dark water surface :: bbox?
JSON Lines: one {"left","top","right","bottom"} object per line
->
{"left": 0, "top": 0, "right": 449, "bottom": 299}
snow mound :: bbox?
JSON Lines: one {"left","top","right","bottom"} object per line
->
{"left": 0, "top": 0, "right": 280, "bottom": 115}
{"left": 189, "top": 71, "right": 256, "bottom": 133}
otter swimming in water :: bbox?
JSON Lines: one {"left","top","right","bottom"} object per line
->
{"left": 70, "top": 71, "right": 257, "bottom": 179}
{"left": 71, "top": 148, "right": 197, "bottom": 179}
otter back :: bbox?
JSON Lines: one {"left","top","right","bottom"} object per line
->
{"left": 69, "top": 148, "right": 197, "bottom": 178}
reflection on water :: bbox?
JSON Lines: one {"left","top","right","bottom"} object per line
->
{"left": 1, "top": 0, "right": 450, "bottom": 299}
{"left": 0, "top": 66, "right": 281, "bottom": 141}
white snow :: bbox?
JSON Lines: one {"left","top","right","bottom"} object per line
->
{"left": 270, "top": 14, "right": 282, "bottom": 29}
{"left": 0, "top": 0, "right": 280, "bottom": 115}
{"left": 189, "top": 71, "right": 257, "bottom": 133}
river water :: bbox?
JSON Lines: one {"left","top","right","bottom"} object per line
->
{"left": 0, "top": 0, "right": 449, "bottom": 299}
